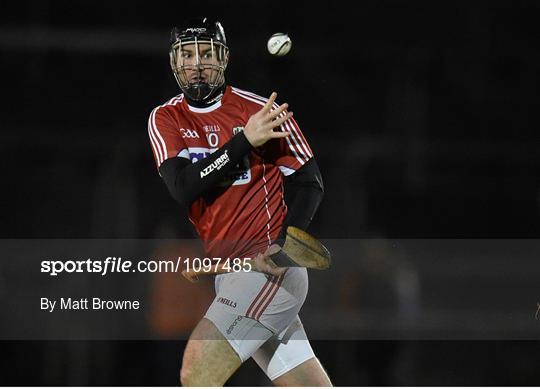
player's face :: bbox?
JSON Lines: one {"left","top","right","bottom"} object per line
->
{"left": 170, "top": 39, "right": 228, "bottom": 100}
{"left": 171, "top": 41, "right": 227, "bottom": 87}
{"left": 180, "top": 43, "right": 218, "bottom": 82}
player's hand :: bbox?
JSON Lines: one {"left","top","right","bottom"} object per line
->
{"left": 243, "top": 92, "right": 292, "bottom": 148}
{"left": 250, "top": 244, "right": 287, "bottom": 277}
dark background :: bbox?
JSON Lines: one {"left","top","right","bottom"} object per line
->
{"left": 2, "top": 0, "right": 540, "bottom": 386}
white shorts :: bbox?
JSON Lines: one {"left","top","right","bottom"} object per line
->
{"left": 204, "top": 268, "right": 315, "bottom": 380}
{"left": 251, "top": 315, "right": 316, "bottom": 381}
{"left": 207, "top": 267, "right": 308, "bottom": 334}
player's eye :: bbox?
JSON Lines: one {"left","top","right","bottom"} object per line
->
{"left": 202, "top": 52, "right": 213, "bottom": 59}
{"left": 181, "top": 52, "right": 192, "bottom": 59}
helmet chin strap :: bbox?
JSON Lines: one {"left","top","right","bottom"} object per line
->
{"left": 185, "top": 82, "right": 212, "bottom": 101}
{"left": 184, "top": 82, "right": 226, "bottom": 108}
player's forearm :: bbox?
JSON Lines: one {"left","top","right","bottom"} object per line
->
{"left": 283, "top": 183, "right": 324, "bottom": 229}
{"left": 277, "top": 158, "right": 324, "bottom": 243}
{"left": 159, "top": 132, "right": 253, "bottom": 206}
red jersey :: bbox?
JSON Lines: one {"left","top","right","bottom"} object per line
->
{"left": 148, "top": 86, "right": 313, "bottom": 259}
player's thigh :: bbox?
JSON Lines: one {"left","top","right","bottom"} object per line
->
{"left": 181, "top": 317, "right": 242, "bottom": 386}
{"left": 205, "top": 302, "right": 275, "bottom": 362}
{"left": 272, "top": 357, "right": 332, "bottom": 387}
{"left": 252, "top": 316, "right": 332, "bottom": 386}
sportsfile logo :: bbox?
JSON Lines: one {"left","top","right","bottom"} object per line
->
{"left": 200, "top": 150, "right": 230, "bottom": 178}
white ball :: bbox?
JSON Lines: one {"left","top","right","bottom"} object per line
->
{"left": 267, "top": 33, "right": 292, "bottom": 56}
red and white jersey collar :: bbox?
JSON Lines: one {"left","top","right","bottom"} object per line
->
{"left": 184, "top": 86, "right": 231, "bottom": 113}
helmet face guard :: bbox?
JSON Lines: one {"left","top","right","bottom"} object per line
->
{"left": 169, "top": 19, "right": 229, "bottom": 102}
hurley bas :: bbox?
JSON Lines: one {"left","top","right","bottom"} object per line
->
{"left": 41, "top": 297, "right": 140, "bottom": 313}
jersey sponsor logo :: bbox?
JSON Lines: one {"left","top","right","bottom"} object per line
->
{"left": 188, "top": 147, "right": 214, "bottom": 163}
{"left": 229, "top": 154, "right": 251, "bottom": 185}
{"left": 189, "top": 147, "right": 251, "bottom": 185}
{"left": 229, "top": 128, "right": 251, "bottom": 183}
{"left": 180, "top": 128, "right": 199, "bottom": 138}
{"left": 203, "top": 124, "right": 221, "bottom": 133}
{"left": 217, "top": 297, "right": 238, "bottom": 309}
{"left": 200, "top": 150, "right": 230, "bottom": 178}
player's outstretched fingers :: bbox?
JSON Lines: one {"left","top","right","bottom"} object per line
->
{"left": 263, "top": 92, "right": 278, "bottom": 112}
{"left": 269, "top": 103, "right": 289, "bottom": 120}
{"left": 269, "top": 130, "right": 291, "bottom": 139}
{"left": 243, "top": 93, "right": 292, "bottom": 147}
{"left": 270, "top": 111, "right": 294, "bottom": 130}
